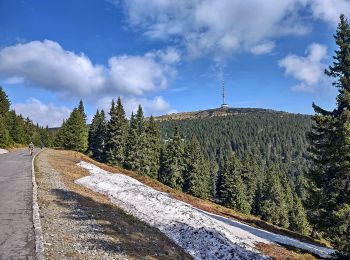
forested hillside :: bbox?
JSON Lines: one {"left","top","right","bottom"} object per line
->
{"left": 158, "top": 110, "right": 312, "bottom": 198}
{"left": 0, "top": 87, "right": 53, "bottom": 148}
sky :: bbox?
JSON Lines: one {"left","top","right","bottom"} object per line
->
{"left": 0, "top": 0, "right": 348, "bottom": 127}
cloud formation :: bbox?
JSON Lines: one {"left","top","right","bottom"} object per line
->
{"left": 0, "top": 40, "right": 178, "bottom": 97}
{"left": 120, "top": 0, "right": 311, "bottom": 59}
{"left": 13, "top": 98, "right": 71, "bottom": 127}
{"left": 310, "top": 0, "right": 350, "bottom": 25}
{"left": 279, "top": 43, "right": 327, "bottom": 92}
{"left": 97, "top": 95, "right": 176, "bottom": 117}
{"left": 118, "top": 0, "right": 350, "bottom": 60}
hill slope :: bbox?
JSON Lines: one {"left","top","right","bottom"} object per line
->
{"left": 157, "top": 108, "right": 312, "bottom": 196}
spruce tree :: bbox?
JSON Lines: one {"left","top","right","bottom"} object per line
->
{"left": 289, "top": 195, "right": 310, "bottom": 235}
{"left": 183, "top": 136, "right": 211, "bottom": 199}
{"left": 221, "top": 154, "right": 251, "bottom": 214}
{"left": 61, "top": 108, "right": 88, "bottom": 151}
{"left": 258, "top": 166, "right": 289, "bottom": 228}
{"left": 54, "top": 119, "right": 67, "bottom": 147}
{"left": 0, "top": 86, "right": 10, "bottom": 116}
{"left": 88, "top": 110, "right": 107, "bottom": 161}
{"left": 159, "top": 125, "right": 185, "bottom": 190}
{"left": 124, "top": 112, "right": 140, "bottom": 170}
{"left": 78, "top": 99, "right": 87, "bottom": 120}
{"left": 105, "top": 98, "right": 127, "bottom": 166}
{"left": 0, "top": 115, "right": 11, "bottom": 147}
{"left": 143, "top": 115, "right": 161, "bottom": 178}
{"left": 308, "top": 15, "right": 350, "bottom": 253}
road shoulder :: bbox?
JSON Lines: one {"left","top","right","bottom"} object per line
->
{"left": 35, "top": 149, "right": 191, "bottom": 259}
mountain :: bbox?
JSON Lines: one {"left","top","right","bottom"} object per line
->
{"left": 156, "top": 107, "right": 313, "bottom": 199}
{"left": 155, "top": 107, "right": 287, "bottom": 121}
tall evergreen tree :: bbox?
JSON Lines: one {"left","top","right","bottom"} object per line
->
{"left": 60, "top": 108, "right": 88, "bottom": 151}
{"left": 159, "top": 125, "right": 185, "bottom": 190}
{"left": 142, "top": 115, "right": 161, "bottom": 178}
{"left": 105, "top": 98, "right": 127, "bottom": 166}
{"left": 88, "top": 110, "right": 107, "bottom": 161}
{"left": 183, "top": 136, "right": 211, "bottom": 199}
{"left": 78, "top": 99, "right": 87, "bottom": 120}
{"left": 220, "top": 154, "right": 251, "bottom": 214}
{"left": 124, "top": 112, "right": 140, "bottom": 170}
{"left": 0, "top": 86, "right": 10, "bottom": 116}
{"left": 289, "top": 195, "right": 310, "bottom": 235}
{"left": 0, "top": 115, "right": 11, "bottom": 147}
{"left": 308, "top": 15, "right": 350, "bottom": 253}
{"left": 258, "top": 166, "right": 289, "bottom": 228}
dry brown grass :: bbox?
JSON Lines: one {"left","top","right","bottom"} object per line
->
{"left": 41, "top": 149, "right": 192, "bottom": 260}
{"left": 45, "top": 148, "right": 329, "bottom": 259}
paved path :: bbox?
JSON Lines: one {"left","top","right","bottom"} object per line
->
{"left": 0, "top": 148, "right": 39, "bottom": 260}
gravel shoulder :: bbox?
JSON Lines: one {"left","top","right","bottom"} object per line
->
{"left": 35, "top": 149, "right": 191, "bottom": 259}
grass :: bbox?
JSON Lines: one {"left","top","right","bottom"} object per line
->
{"left": 46, "top": 148, "right": 334, "bottom": 259}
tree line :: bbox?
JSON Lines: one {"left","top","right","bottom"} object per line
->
{"left": 0, "top": 87, "right": 53, "bottom": 148}
{"left": 54, "top": 96, "right": 310, "bottom": 236}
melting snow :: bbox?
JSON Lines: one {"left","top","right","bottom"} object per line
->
{"left": 0, "top": 148, "right": 8, "bottom": 155}
{"left": 76, "top": 161, "right": 336, "bottom": 259}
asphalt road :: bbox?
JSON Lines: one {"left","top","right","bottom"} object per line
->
{"left": 0, "top": 148, "right": 39, "bottom": 260}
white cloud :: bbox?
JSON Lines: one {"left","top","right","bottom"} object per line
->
{"left": 308, "top": 0, "right": 350, "bottom": 25}
{"left": 279, "top": 43, "right": 327, "bottom": 92}
{"left": 0, "top": 40, "right": 177, "bottom": 97}
{"left": 120, "top": 0, "right": 310, "bottom": 59}
{"left": 0, "top": 40, "right": 105, "bottom": 96}
{"left": 3, "top": 76, "right": 24, "bottom": 85}
{"left": 97, "top": 95, "right": 175, "bottom": 117}
{"left": 251, "top": 42, "right": 276, "bottom": 55}
{"left": 13, "top": 98, "right": 71, "bottom": 127}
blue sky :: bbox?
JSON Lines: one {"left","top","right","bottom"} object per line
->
{"left": 0, "top": 0, "right": 347, "bottom": 126}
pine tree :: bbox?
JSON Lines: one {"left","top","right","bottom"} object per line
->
{"left": 159, "top": 125, "right": 185, "bottom": 190}
{"left": 124, "top": 112, "right": 140, "bottom": 170}
{"left": 61, "top": 108, "right": 88, "bottom": 151}
{"left": 0, "top": 115, "right": 11, "bottom": 147}
{"left": 258, "top": 166, "right": 289, "bottom": 228}
{"left": 289, "top": 195, "right": 310, "bottom": 235}
{"left": 6, "top": 111, "right": 26, "bottom": 144}
{"left": 241, "top": 155, "right": 260, "bottom": 207}
{"left": 88, "top": 110, "right": 107, "bottom": 161}
{"left": 0, "top": 86, "right": 10, "bottom": 116}
{"left": 308, "top": 15, "right": 350, "bottom": 253}
{"left": 216, "top": 156, "right": 229, "bottom": 202}
{"left": 54, "top": 119, "right": 67, "bottom": 147}
{"left": 221, "top": 154, "right": 251, "bottom": 214}
{"left": 105, "top": 98, "right": 127, "bottom": 166}
{"left": 135, "top": 105, "right": 148, "bottom": 174}
{"left": 142, "top": 115, "right": 161, "bottom": 178}
{"left": 78, "top": 99, "right": 87, "bottom": 120}
{"left": 183, "top": 136, "right": 211, "bottom": 199}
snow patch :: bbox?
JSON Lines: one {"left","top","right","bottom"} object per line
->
{"left": 76, "top": 161, "right": 336, "bottom": 259}
{"left": 0, "top": 148, "right": 9, "bottom": 154}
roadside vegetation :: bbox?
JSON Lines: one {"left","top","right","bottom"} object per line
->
{"left": 0, "top": 87, "right": 53, "bottom": 148}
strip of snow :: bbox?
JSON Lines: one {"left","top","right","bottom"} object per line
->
{"left": 0, "top": 148, "right": 9, "bottom": 154}
{"left": 76, "top": 161, "right": 336, "bottom": 259}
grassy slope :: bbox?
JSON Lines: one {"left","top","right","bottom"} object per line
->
{"left": 47, "top": 149, "right": 335, "bottom": 259}
{"left": 38, "top": 149, "right": 192, "bottom": 259}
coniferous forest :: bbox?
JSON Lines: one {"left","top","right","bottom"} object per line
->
{"left": 0, "top": 87, "right": 53, "bottom": 148}
{"left": 28, "top": 14, "right": 350, "bottom": 257}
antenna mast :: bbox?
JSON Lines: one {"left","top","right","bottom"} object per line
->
{"left": 221, "top": 75, "right": 228, "bottom": 109}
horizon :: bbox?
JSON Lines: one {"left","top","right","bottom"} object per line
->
{"left": 0, "top": 0, "right": 346, "bottom": 127}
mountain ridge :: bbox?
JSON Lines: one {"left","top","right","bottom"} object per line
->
{"left": 154, "top": 107, "right": 304, "bottom": 122}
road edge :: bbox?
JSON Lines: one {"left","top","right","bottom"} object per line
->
{"left": 32, "top": 149, "right": 45, "bottom": 260}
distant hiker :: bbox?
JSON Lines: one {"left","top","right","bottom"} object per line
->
{"left": 40, "top": 141, "right": 44, "bottom": 149}
{"left": 29, "top": 142, "right": 34, "bottom": 156}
